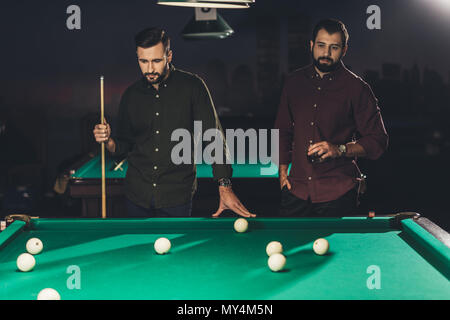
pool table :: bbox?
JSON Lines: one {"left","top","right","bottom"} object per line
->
{"left": 69, "top": 154, "right": 281, "bottom": 179}
{"left": 0, "top": 213, "right": 449, "bottom": 300}
{"left": 67, "top": 154, "right": 283, "bottom": 217}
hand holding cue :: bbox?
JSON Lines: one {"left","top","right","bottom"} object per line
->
{"left": 100, "top": 76, "right": 106, "bottom": 219}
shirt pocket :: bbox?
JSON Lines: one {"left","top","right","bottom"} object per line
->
{"left": 128, "top": 99, "right": 153, "bottom": 136}
{"left": 316, "top": 93, "right": 352, "bottom": 140}
{"left": 164, "top": 99, "right": 193, "bottom": 132}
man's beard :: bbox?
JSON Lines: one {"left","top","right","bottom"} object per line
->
{"left": 144, "top": 64, "right": 169, "bottom": 84}
{"left": 312, "top": 52, "right": 341, "bottom": 73}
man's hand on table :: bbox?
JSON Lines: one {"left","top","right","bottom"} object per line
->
{"left": 212, "top": 186, "right": 256, "bottom": 218}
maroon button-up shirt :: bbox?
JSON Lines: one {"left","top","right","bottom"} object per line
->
{"left": 274, "top": 61, "right": 388, "bottom": 203}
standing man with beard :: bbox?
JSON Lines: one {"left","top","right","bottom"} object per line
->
{"left": 275, "top": 19, "right": 388, "bottom": 217}
{"left": 93, "top": 27, "right": 255, "bottom": 218}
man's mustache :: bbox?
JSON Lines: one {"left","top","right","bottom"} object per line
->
{"left": 145, "top": 73, "right": 160, "bottom": 76}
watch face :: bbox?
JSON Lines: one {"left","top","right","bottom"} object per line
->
{"left": 339, "top": 145, "right": 346, "bottom": 153}
{"left": 219, "top": 178, "right": 231, "bottom": 186}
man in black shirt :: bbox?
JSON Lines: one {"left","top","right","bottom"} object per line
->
{"left": 94, "top": 27, "right": 255, "bottom": 218}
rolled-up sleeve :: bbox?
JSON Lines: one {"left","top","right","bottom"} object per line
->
{"left": 353, "top": 82, "right": 389, "bottom": 160}
{"left": 274, "top": 82, "right": 294, "bottom": 165}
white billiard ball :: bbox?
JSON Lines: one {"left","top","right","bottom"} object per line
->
{"left": 37, "top": 288, "right": 61, "bottom": 300}
{"left": 154, "top": 237, "right": 171, "bottom": 254}
{"left": 234, "top": 218, "right": 248, "bottom": 233}
{"left": 266, "top": 241, "right": 283, "bottom": 256}
{"left": 313, "top": 238, "right": 329, "bottom": 255}
{"left": 16, "top": 253, "right": 36, "bottom": 272}
{"left": 26, "top": 238, "right": 43, "bottom": 255}
{"left": 268, "top": 253, "right": 286, "bottom": 272}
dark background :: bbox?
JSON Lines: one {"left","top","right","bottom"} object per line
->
{"left": 0, "top": 0, "right": 449, "bottom": 230}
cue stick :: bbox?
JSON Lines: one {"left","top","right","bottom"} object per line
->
{"left": 113, "top": 158, "right": 126, "bottom": 171}
{"left": 100, "top": 76, "right": 106, "bottom": 219}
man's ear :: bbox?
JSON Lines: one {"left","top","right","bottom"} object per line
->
{"left": 167, "top": 50, "right": 173, "bottom": 63}
{"left": 310, "top": 40, "right": 314, "bottom": 52}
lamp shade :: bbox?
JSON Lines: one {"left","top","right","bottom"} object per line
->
{"left": 158, "top": 0, "right": 253, "bottom": 9}
{"left": 182, "top": 12, "right": 234, "bottom": 39}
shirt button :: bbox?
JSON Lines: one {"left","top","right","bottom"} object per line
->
{"left": 154, "top": 166, "right": 157, "bottom": 170}
{"left": 155, "top": 112, "right": 159, "bottom": 116}
{"left": 310, "top": 122, "right": 314, "bottom": 126}
{"left": 313, "top": 104, "right": 317, "bottom": 108}
{"left": 155, "top": 148, "right": 159, "bottom": 152}
{"left": 308, "top": 177, "right": 312, "bottom": 181}
{"left": 164, "top": 84, "right": 167, "bottom": 87}
{"left": 156, "top": 130, "right": 159, "bottom": 134}
{"left": 153, "top": 183, "right": 157, "bottom": 187}
{"left": 317, "top": 87, "right": 321, "bottom": 90}
{"left": 156, "top": 94, "right": 159, "bottom": 98}
{"left": 309, "top": 140, "right": 313, "bottom": 144}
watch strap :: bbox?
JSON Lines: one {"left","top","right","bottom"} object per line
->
{"left": 218, "top": 178, "right": 232, "bottom": 187}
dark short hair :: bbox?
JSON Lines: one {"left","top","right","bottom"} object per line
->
{"left": 135, "top": 27, "right": 170, "bottom": 53}
{"left": 312, "top": 19, "right": 349, "bottom": 47}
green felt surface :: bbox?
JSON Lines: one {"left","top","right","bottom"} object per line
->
{"left": 70, "top": 155, "right": 286, "bottom": 179}
{"left": 0, "top": 218, "right": 449, "bottom": 300}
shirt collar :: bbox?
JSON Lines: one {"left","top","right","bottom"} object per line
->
{"left": 304, "top": 60, "right": 345, "bottom": 81}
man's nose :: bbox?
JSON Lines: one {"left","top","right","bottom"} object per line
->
{"left": 147, "top": 63, "right": 155, "bottom": 74}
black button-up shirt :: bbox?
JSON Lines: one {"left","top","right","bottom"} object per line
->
{"left": 111, "top": 65, "right": 232, "bottom": 208}
{"left": 274, "top": 61, "right": 388, "bottom": 203}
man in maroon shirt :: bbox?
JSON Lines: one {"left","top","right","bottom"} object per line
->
{"left": 274, "top": 19, "right": 388, "bottom": 217}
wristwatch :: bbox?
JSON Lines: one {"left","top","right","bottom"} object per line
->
{"left": 338, "top": 144, "right": 347, "bottom": 157}
{"left": 218, "top": 178, "right": 232, "bottom": 187}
